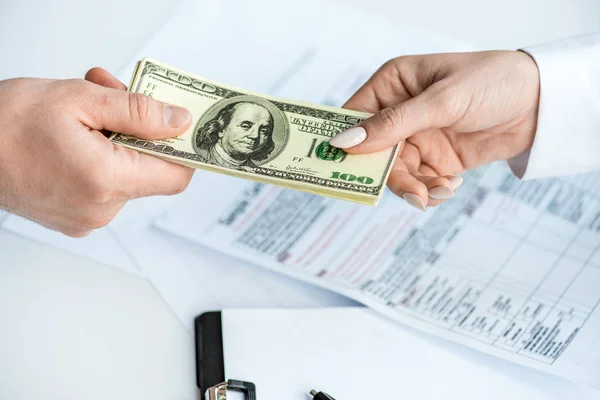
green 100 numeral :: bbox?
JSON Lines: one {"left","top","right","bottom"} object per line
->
{"left": 331, "top": 172, "right": 374, "bottom": 184}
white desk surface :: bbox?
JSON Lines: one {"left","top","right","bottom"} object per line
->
{"left": 1, "top": 1, "right": 599, "bottom": 399}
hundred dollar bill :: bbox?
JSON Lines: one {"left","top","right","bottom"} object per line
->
{"left": 110, "top": 58, "right": 398, "bottom": 205}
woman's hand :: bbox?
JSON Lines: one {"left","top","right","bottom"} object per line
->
{"left": 331, "top": 51, "right": 540, "bottom": 210}
{"left": 0, "top": 68, "right": 193, "bottom": 237}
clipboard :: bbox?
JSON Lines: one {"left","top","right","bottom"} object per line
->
{"left": 195, "top": 312, "right": 257, "bottom": 400}
{"left": 193, "top": 308, "right": 593, "bottom": 400}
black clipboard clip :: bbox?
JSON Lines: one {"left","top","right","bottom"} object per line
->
{"left": 206, "top": 379, "right": 256, "bottom": 400}
{"left": 196, "top": 313, "right": 257, "bottom": 399}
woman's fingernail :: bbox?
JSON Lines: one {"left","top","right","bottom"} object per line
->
{"left": 164, "top": 104, "right": 191, "bottom": 128}
{"left": 402, "top": 192, "right": 427, "bottom": 211}
{"left": 429, "top": 186, "right": 455, "bottom": 200}
{"left": 449, "top": 176, "right": 464, "bottom": 190}
{"left": 329, "top": 127, "right": 367, "bottom": 148}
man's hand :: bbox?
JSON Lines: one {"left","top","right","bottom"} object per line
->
{"left": 330, "top": 51, "right": 540, "bottom": 210}
{"left": 0, "top": 68, "right": 193, "bottom": 237}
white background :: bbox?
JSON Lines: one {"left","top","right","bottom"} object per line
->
{"left": 0, "top": 0, "right": 599, "bottom": 399}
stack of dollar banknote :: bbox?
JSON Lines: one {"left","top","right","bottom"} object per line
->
{"left": 111, "top": 58, "right": 398, "bottom": 205}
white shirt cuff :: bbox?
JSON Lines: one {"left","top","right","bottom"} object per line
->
{"left": 508, "top": 33, "right": 600, "bottom": 180}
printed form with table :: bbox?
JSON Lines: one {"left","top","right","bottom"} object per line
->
{"left": 1, "top": 0, "right": 599, "bottom": 398}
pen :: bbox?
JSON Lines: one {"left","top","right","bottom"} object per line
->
{"left": 310, "top": 389, "right": 336, "bottom": 400}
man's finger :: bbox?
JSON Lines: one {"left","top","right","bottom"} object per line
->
{"left": 78, "top": 81, "right": 192, "bottom": 140}
{"left": 331, "top": 84, "right": 451, "bottom": 154}
{"left": 85, "top": 67, "right": 127, "bottom": 90}
{"left": 113, "top": 146, "right": 194, "bottom": 199}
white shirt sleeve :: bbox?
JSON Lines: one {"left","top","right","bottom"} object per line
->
{"left": 508, "top": 32, "right": 600, "bottom": 180}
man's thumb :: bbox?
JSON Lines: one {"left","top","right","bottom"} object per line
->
{"left": 330, "top": 90, "right": 443, "bottom": 154}
{"left": 82, "top": 84, "right": 192, "bottom": 140}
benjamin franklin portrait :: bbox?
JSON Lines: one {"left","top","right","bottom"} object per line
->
{"left": 193, "top": 95, "right": 289, "bottom": 169}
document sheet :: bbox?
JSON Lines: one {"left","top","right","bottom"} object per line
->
{"left": 156, "top": 164, "right": 600, "bottom": 388}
